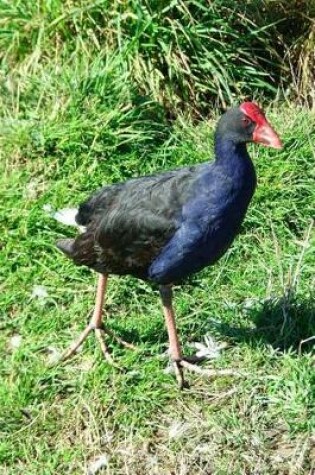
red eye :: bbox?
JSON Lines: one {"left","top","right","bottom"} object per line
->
{"left": 242, "top": 117, "right": 250, "bottom": 126}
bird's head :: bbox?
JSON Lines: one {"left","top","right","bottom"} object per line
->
{"left": 216, "top": 102, "right": 283, "bottom": 149}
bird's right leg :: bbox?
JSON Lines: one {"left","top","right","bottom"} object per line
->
{"left": 159, "top": 285, "right": 186, "bottom": 389}
{"left": 159, "top": 285, "right": 236, "bottom": 389}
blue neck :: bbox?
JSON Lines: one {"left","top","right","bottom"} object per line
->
{"left": 214, "top": 137, "right": 255, "bottom": 181}
{"left": 215, "top": 137, "right": 248, "bottom": 164}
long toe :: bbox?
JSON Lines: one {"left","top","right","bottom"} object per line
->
{"left": 179, "top": 359, "right": 240, "bottom": 377}
{"left": 61, "top": 324, "right": 94, "bottom": 361}
{"left": 102, "top": 326, "right": 138, "bottom": 351}
{"left": 59, "top": 324, "right": 137, "bottom": 365}
{"left": 95, "top": 328, "right": 114, "bottom": 363}
{"left": 60, "top": 324, "right": 113, "bottom": 363}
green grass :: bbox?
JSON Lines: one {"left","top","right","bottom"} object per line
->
{"left": 1, "top": 103, "right": 314, "bottom": 474}
{"left": 0, "top": 0, "right": 279, "bottom": 114}
{"left": 1, "top": 0, "right": 314, "bottom": 115}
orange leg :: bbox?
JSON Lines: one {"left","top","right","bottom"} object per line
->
{"left": 61, "top": 274, "right": 135, "bottom": 363}
{"left": 160, "top": 285, "right": 185, "bottom": 388}
{"left": 159, "top": 285, "right": 238, "bottom": 389}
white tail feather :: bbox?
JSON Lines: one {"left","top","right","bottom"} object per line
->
{"left": 53, "top": 208, "right": 78, "bottom": 226}
{"left": 45, "top": 206, "right": 86, "bottom": 232}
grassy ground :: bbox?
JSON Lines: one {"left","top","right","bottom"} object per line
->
{"left": 1, "top": 100, "right": 314, "bottom": 474}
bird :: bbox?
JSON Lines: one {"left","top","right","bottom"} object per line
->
{"left": 56, "top": 102, "right": 282, "bottom": 388}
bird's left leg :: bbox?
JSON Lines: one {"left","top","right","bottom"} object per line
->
{"left": 61, "top": 274, "right": 136, "bottom": 363}
{"left": 61, "top": 273, "right": 113, "bottom": 362}
{"left": 160, "top": 285, "right": 236, "bottom": 389}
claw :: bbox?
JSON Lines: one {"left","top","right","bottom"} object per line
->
{"left": 173, "top": 361, "right": 185, "bottom": 390}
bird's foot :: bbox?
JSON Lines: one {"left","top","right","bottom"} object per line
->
{"left": 60, "top": 323, "right": 137, "bottom": 364}
{"left": 60, "top": 323, "right": 113, "bottom": 363}
{"left": 172, "top": 358, "right": 240, "bottom": 389}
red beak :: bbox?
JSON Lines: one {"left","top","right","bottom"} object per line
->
{"left": 253, "top": 122, "right": 283, "bottom": 149}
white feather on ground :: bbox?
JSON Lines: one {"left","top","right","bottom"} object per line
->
{"left": 86, "top": 455, "right": 109, "bottom": 475}
{"left": 189, "top": 335, "right": 227, "bottom": 359}
{"left": 9, "top": 334, "right": 23, "bottom": 351}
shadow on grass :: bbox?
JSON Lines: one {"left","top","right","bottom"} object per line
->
{"left": 208, "top": 294, "right": 315, "bottom": 354}
{"left": 102, "top": 289, "right": 314, "bottom": 355}
{"left": 106, "top": 317, "right": 167, "bottom": 353}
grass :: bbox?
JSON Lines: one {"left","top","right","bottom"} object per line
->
{"left": 1, "top": 0, "right": 314, "bottom": 115}
{"left": 1, "top": 103, "right": 314, "bottom": 474}
{"left": 0, "top": 0, "right": 279, "bottom": 114}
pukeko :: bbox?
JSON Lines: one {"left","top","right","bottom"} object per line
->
{"left": 56, "top": 102, "right": 282, "bottom": 388}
